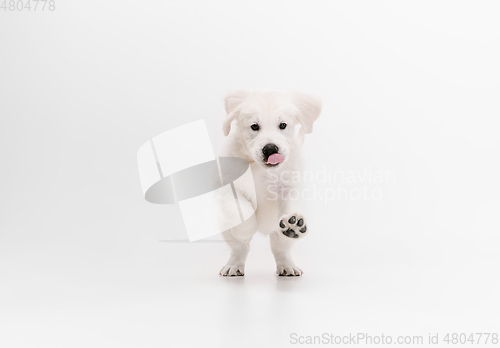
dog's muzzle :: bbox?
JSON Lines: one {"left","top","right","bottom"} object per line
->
{"left": 262, "top": 143, "right": 283, "bottom": 165}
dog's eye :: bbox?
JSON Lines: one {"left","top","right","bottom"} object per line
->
{"left": 251, "top": 124, "right": 260, "bottom": 131}
{"left": 279, "top": 122, "right": 287, "bottom": 130}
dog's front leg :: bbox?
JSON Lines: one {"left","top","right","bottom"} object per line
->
{"left": 219, "top": 232, "right": 249, "bottom": 277}
{"left": 219, "top": 215, "right": 257, "bottom": 277}
{"left": 270, "top": 191, "right": 308, "bottom": 276}
{"left": 270, "top": 230, "right": 303, "bottom": 276}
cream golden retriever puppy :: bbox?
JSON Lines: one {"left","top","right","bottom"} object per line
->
{"left": 219, "top": 89, "right": 321, "bottom": 276}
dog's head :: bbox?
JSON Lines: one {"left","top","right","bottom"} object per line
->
{"left": 222, "top": 90, "right": 322, "bottom": 168}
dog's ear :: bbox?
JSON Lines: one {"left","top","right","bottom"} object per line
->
{"left": 222, "top": 90, "right": 247, "bottom": 136}
{"left": 293, "top": 92, "right": 322, "bottom": 134}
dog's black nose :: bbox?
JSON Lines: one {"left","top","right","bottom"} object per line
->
{"left": 262, "top": 143, "right": 279, "bottom": 160}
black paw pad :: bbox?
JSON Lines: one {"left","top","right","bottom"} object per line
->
{"left": 280, "top": 215, "right": 307, "bottom": 238}
{"left": 282, "top": 228, "right": 298, "bottom": 238}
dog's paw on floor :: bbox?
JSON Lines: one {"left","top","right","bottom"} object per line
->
{"left": 279, "top": 214, "right": 307, "bottom": 239}
{"left": 276, "top": 264, "right": 303, "bottom": 276}
{"left": 219, "top": 265, "right": 245, "bottom": 277}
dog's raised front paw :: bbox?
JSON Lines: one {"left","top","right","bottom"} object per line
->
{"left": 219, "top": 264, "right": 245, "bottom": 277}
{"left": 279, "top": 214, "right": 307, "bottom": 239}
{"left": 276, "top": 264, "right": 303, "bottom": 276}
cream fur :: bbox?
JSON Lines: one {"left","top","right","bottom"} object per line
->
{"left": 218, "top": 89, "right": 322, "bottom": 276}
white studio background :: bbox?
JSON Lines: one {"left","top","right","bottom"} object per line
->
{"left": 1, "top": 1, "right": 499, "bottom": 347}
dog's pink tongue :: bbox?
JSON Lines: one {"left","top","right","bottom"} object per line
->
{"left": 267, "top": 153, "right": 284, "bottom": 165}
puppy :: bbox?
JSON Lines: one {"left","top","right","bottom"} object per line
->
{"left": 218, "top": 89, "right": 322, "bottom": 276}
